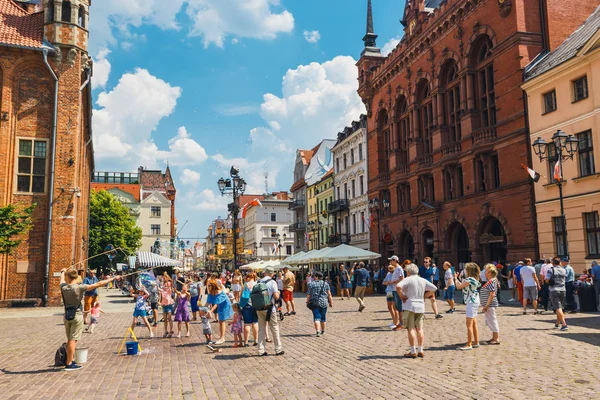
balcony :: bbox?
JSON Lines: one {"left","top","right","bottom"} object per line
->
{"left": 472, "top": 127, "right": 497, "bottom": 146}
{"left": 441, "top": 142, "right": 461, "bottom": 158}
{"left": 395, "top": 164, "right": 410, "bottom": 177}
{"left": 327, "top": 199, "right": 350, "bottom": 213}
{"left": 288, "top": 222, "right": 306, "bottom": 232}
{"left": 288, "top": 199, "right": 305, "bottom": 210}
{"left": 328, "top": 234, "right": 350, "bottom": 246}
{"left": 417, "top": 154, "right": 433, "bottom": 167}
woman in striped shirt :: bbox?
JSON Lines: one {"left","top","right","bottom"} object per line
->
{"left": 481, "top": 264, "right": 500, "bottom": 345}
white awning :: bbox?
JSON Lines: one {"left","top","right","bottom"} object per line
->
{"left": 136, "top": 252, "right": 183, "bottom": 268}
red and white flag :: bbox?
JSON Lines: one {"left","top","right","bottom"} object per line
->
{"left": 362, "top": 214, "right": 373, "bottom": 231}
{"left": 271, "top": 243, "right": 278, "bottom": 254}
{"left": 304, "top": 232, "right": 310, "bottom": 246}
{"left": 521, "top": 163, "right": 541, "bottom": 183}
{"left": 241, "top": 198, "right": 263, "bottom": 218}
{"left": 553, "top": 160, "right": 562, "bottom": 181}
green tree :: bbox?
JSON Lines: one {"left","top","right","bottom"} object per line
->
{"left": 0, "top": 203, "right": 35, "bottom": 254}
{"left": 88, "top": 190, "right": 142, "bottom": 272}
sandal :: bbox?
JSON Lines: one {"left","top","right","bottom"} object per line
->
{"left": 266, "top": 338, "right": 273, "bottom": 343}
{"left": 487, "top": 340, "right": 500, "bottom": 345}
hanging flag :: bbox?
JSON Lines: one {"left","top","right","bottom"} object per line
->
{"left": 553, "top": 160, "right": 562, "bottom": 181}
{"left": 520, "top": 163, "right": 541, "bottom": 183}
{"left": 304, "top": 231, "right": 310, "bottom": 246}
{"left": 362, "top": 214, "right": 371, "bottom": 231}
{"left": 271, "top": 243, "right": 278, "bottom": 254}
{"left": 241, "top": 198, "right": 263, "bottom": 218}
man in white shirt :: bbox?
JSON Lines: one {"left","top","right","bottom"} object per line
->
{"left": 256, "top": 267, "right": 284, "bottom": 356}
{"left": 397, "top": 263, "right": 437, "bottom": 359}
{"left": 388, "top": 256, "right": 405, "bottom": 330}
{"left": 520, "top": 258, "right": 541, "bottom": 314}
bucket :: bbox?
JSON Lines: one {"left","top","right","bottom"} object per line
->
{"left": 125, "top": 342, "right": 139, "bottom": 356}
{"left": 75, "top": 347, "right": 88, "bottom": 364}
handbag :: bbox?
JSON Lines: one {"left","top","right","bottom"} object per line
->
{"left": 307, "top": 281, "right": 326, "bottom": 310}
{"left": 61, "top": 285, "right": 81, "bottom": 321}
{"left": 239, "top": 283, "right": 251, "bottom": 308}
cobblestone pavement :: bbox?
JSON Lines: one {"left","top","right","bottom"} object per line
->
{"left": 0, "top": 289, "right": 599, "bottom": 399}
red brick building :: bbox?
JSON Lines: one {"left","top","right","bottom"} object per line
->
{"left": 357, "top": 0, "right": 598, "bottom": 266}
{"left": 0, "top": 0, "right": 93, "bottom": 306}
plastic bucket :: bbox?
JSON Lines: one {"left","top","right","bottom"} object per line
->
{"left": 125, "top": 342, "right": 139, "bottom": 356}
{"left": 75, "top": 347, "right": 88, "bottom": 364}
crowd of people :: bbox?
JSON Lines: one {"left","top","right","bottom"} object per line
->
{"left": 58, "top": 255, "right": 599, "bottom": 370}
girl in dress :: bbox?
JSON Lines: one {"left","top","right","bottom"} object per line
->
{"left": 160, "top": 277, "right": 175, "bottom": 338}
{"left": 207, "top": 277, "right": 233, "bottom": 345}
{"left": 174, "top": 284, "right": 191, "bottom": 338}
{"left": 229, "top": 303, "right": 243, "bottom": 348}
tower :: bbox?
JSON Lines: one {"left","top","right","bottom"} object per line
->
{"left": 43, "top": 0, "right": 90, "bottom": 53}
{"left": 357, "top": 0, "right": 385, "bottom": 118}
{"left": 361, "top": 0, "right": 382, "bottom": 58}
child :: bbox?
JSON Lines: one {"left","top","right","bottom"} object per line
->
{"left": 443, "top": 261, "right": 456, "bottom": 313}
{"left": 87, "top": 301, "right": 104, "bottom": 333}
{"left": 229, "top": 303, "right": 243, "bottom": 348}
{"left": 199, "top": 307, "right": 213, "bottom": 344}
{"left": 131, "top": 288, "right": 154, "bottom": 338}
{"left": 160, "top": 278, "right": 175, "bottom": 338}
{"left": 174, "top": 283, "right": 191, "bottom": 338}
{"left": 455, "top": 262, "right": 481, "bottom": 350}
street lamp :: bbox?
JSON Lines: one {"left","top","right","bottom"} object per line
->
{"left": 217, "top": 166, "right": 247, "bottom": 269}
{"left": 276, "top": 233, "right": 287, "bottom": 261}
{"left": 369, "top": 197, "right": 390, "bottom": 263}
{"left": 532, "top": 129, "right": 579, "bottom": 256}
{"left": 307, "top": 221, "right": 322, "bottom": 250}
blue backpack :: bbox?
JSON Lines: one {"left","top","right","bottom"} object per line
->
{"left": 239, "top": 283, "right": 251, "bottom": 308}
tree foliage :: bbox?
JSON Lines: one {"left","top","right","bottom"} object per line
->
{"left": 88, "top": 190, "right": 142, "bottom": 270}
{"left": 0, "top": 203, "right": 35, "bottom": 254}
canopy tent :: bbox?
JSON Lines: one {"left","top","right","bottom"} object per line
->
{"left": 281, "top": 251, "right": 306, "bottom": 263}
{"left": 136, "top": 251, "right": 183, "bottom": 268}
{"left": 287, "top": 249, "right": 319, "bottom": 265}
{"left": 315, "top": 244, "right": 381, "bottom": 263}
{"left": 239, "top": 259, "right": 300, "bottom": 272}
{"left": 239, "top": 261, "right": 268, "bottom": 271}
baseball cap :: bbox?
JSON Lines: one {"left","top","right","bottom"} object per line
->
{"left": 388, "top": 255, "right": 399, "bottom": 261}
{"left": 561, "top": 257, "right": 569, "bottom": 262}
{"left": 264, "top": 267, "right": 275, "bottom": 274}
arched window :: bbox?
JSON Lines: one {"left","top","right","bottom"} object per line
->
{"left": 417, "top": 80, "right": 433, "bottom": 155}
{"left": 441, "top": 60, "right": 461, "bottom": 143}
{"left": 48, "top": 0, "right": 55, "bottom": 22}
{"left": 61, "top": 1, "right": 71, "bottom": 23}
{"left": 395, "top": 96, "right": 410, "bottom": 167}
{"left": 78, "top": 6, "right": 85, "bottom": 28}
{"left": 471, "top": 36, "right": 496, "bottom": 128}
{"left": 377, "top": 108, "right": 391, "bottom": 173}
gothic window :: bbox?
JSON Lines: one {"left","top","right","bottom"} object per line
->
{"left": 48, "top": 0, "right": 55, "bottom": 22}
{"left": 396, "top": 183, "right": 411, "bottom": 212}
{"left": 61, "top": 1, "right": 72, "bottom": 23}
{"left": 378, "top": 108, "right": 391, "bottom": 173}
{"left": 418, "top": 175, "right": 434, "bottom": 203}
{"left": 441, "top": 60, "right": 461, "bottom": 143}
{"left": 395, "top": 95, "right": 410, "bottom": 167}
{"left": 78, "top": 5, "right": 85, "bottom": 28}
{"left": 472, "top": 36, "right": 496, "bottom": 129}
{"left": 417, "top": 81, "right": 434, "bottom": 155}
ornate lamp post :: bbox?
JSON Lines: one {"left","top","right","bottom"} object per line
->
{"left": 276, "top": 232, "right": 287, "bottom": 261}
{"left": 369, "top": 197, "right": 390, "bottom": 262}
{"left": 532, "top": 130, "right": 579, "bottom": 256}
{"left": 217, "top": 166, "right": 247, "bottom": 269}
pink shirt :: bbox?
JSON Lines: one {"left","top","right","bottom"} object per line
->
{"left": 90, "top": 307, "right": 101, "bottom": 318}
{"left": 540, "top": 263, "right": 553, "bottom": 279}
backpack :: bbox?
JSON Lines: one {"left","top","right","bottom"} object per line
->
{"left": 548, "top": 267, "right": 556, "bottom": 286}
{"left": 250, "top": 278, "right": 272, "bottom": 310}
{"left": 54, "top": 343, "right": 67, "bottom": 367}
{"left": 239, "top": 283, "right": 251, "bottom": 308}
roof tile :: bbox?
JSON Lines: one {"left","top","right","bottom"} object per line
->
{"left": 0, "top": 0, "right": 44, "bottom": 50}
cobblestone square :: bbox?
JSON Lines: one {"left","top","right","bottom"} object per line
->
{"left": 0, "top": 289, "right": 599, "bottom": 399}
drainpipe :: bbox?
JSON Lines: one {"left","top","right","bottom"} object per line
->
{"left": 43, "top": 48, "right": 59, "bottom": 307}
{"left": 539, "top": 0, "right": 549, "bottom": 52}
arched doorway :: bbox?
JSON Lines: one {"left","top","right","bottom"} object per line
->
{"left": 446, "top": 222, "right": 471, "bottom": 266}
{"left": 422, "top": 229, "right": 434, "bottom": 261}
{"left": 398, "top": 231, "right": 414, "bottom": 262}
{"left": 478, "top": 217, "right": 507, "bottom": 263}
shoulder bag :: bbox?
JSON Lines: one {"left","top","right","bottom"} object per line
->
{"left": 307, "top": 281, "right": 326, "bottom": 310}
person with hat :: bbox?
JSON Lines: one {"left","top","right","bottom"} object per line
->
{"left": 388, "top": 256, "right": 405, "bottom": 329}
{"left": 256, "top": 267, "right": 284, "bottom": 356}
{"left": 561, "top": 257, "right": 577, "bottom": 314}
{"left": 546, "top": 256, "right": 569, "bottom": 331}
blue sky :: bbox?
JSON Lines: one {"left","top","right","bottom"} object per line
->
{"left": 90, "top": 0, "right": 406, "bottom": 241}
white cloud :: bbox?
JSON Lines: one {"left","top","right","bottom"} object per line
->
{"left": 382, "top": 36, "right": 401, "bottom": 56}
{"left": 194, "top": 189, "right": 230, "bottom": 211}
{"left": 211, "top": 154, "right": 251, "bottom": 169}
{"left": 186, "top": 0, "right": 294, "bottom": 48}
{"left": 213, "top": 104, "right": 260, "bottom": 116}
{"left": 303, "top": 30, "right": 321, "bottom": 44}
{"left": 180, "top": 169, "right": 201, "bottom": 185}
{"left": 92, "top": 48, "right": 111, "bottom": 89}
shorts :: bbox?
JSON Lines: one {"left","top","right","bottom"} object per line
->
{"left": 90, "top": 316, "right": 98, "bottom": 324}
{"left": 312, "top": 306, "right": 328, "bottom": 322}
{"left": 150, "top": 302, "right": 158, "bottom": 310}
{"left": 162, "top": 304, "right": 174, "bottom": 314}
{"left": 508, "top": 280, "right": 514, "bottom": 289}
{"left": 84, "top": 295, "right": 98, "bottom": 312}
{"left": 231, "top": 284, "right": 242, "bottom": 292}
{"left": 241, "top": 305, "right": 258, "bottom": 324}
{"left": 343, "top": 282, "right": 352, "bottom": 289}
{"left": 465, "top": 302, "right": 480, "bottom": 319}
{"left": 444, "top": 285, "right": 455, "bottom": 300}
{"left": 64, "top": 314, "right": 84, "bottom": 341}
{"left": 386, "top": 292, "right": 394, "bottom": 302}
{"left": 133, "top": 309, "right": 147, "bottom": 318}
{"left": 283, "top": 289, "right": 294, "bottom": 302}
{"left": 550, "top": 291, "right": 566, "bottom": 310}
{"left": 392, "top": 291, "right": 403, "bottom": 312}
{"left": 402, "top": 311, "right": 424, "bottom": 330}
{"left": 191, "top": 296, "right": 200, "bottom": 312}
{"left": 523, "top": 286, "right": 538, "bottom": 301}
{"left": 203, "top": 328, "right": 212, "bottom": 336}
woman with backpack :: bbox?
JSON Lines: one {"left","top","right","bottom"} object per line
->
{"left": 306, "top": 271, "right": 333, "bottom": 337}
{"left": 206, "top": 277, "right": 233, "bottom": 345}
{"left": 240, "top": 272, "right": 259, "bottom": 347}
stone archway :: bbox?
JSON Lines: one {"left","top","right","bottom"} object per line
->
{"left": 397, "top": 230, "right": 415, "bottom": 262}
{"left": 477, "top": 216, "right": 507, "bottom": 263}
{"left": 445, "top": 222, "right": 471, "bottom": 267}
{"left": 422, "top": 229, "right": 434, "bottom": 261}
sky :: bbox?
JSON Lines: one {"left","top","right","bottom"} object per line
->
{"left": 90, "top": 0, "right": 406, "bottom": 242}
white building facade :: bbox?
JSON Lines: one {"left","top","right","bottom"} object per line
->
{"left": 244, "top": 197, "right": 295, "bottom": 260}
{"left": 330, "top": 115, "right": 370, "bottom": 250}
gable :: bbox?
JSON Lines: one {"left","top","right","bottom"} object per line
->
{"left": 108, "top": 188, "right": 138, "bottom": 204}
{"left": 141, "top": 191, "right": 170, "bottom": 206}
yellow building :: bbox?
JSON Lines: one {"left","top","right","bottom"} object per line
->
{"left": 306, "top": 180, "right": 319, "bottom": 250}
{"left": 315, "top": 170, "right": 334, "bottom": 249}
{"left": 523, "top": 7, "right": 600, "bottom": 269}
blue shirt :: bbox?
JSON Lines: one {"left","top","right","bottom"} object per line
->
{"left": 420, "top": 266, "right": 433, "bottom": 282}
{"left": 84, "top": 276, "right": 98, "bottom": 296}
{"left": 592, "top": 264, "right": 600, "bottom": 281}
{"left": 432, "top": 266, "right": 440, "bottom": 281}
{"left": 514, "top": 266, "right": 523, "bottom": 283}
{"left": 354, "top": 268, "right": 369, "bottom": 287}
{"left": 564, "top": 265, "right": 575, "bottom": 283}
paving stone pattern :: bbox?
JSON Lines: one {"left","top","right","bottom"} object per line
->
{"left": 0, "top": 290, "right": 599, "bottom": 399}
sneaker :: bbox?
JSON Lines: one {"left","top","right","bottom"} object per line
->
{"left": 459, "top": 346, "right": 473, "bottom": 351}
{"left": 472, "top": 343, "right": 480, "bottom": 348}
{"left": 290, "top": 311, "right": 296, "bottom": 315}
{"left": 259, "top": 352, "right": 268, "bottom": 357}
{"left": 320, "top": 331, "right": 325, "bottom": 335}
{"left": 275, "top": 351, "right": 285, "bottom": 356}
{"left": 284, "top": 312, "right": 290, "bottom": 316}
{"left": 568, "top": 310, "right": 578, "bottom": 314}
{"left": 392, "top": 324, "right": 404, "bottom": 331}
{"left": 554, "top": 324, "right": 560, "bottom": 329}
{"left": 339, "top": 298, "right": 344, "bottom": 301}
{"left": 508, "top": 298, "right": 515, "bottom": 302}
{"left": 388, "top": 323, "right": 397, "bottom": 329}
{"left": 523, "top": 311, "right": 527, "bottom": 315}
{"left": 560, "top": 325, "right": 569, "bottom": 331}
{"left": 214, "top": 338, "right": 225, "bottom": 345}
{"left": 358, "top": 305, "right": 365, "bottom": 312}
{"left": 65, "top": 363, "right": 83, "bottom": 371}
{"left": 417, "top": 352, "right": 424, "bottom": 358}
{"left": 435, "top": 314, "right": 443, "bottom": 320}
{"left": 445, "top": 309, "right": 453, "bottom": 314}
{"left": 316, "top": 332, "right": 321, "bottom": 337}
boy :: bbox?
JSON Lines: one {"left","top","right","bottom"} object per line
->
{"left": 199, "top": 307, "right": 213, "bottom": 344}
{"left": 443, "top": 261, "right": 456, "bottom": 313}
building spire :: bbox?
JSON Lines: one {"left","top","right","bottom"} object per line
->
{"left": 362, "top": 0, "right": 382, "bottom": 56}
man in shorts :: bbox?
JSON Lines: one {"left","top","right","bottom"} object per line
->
{"left": 282, "top": 266, "right": 296, "bottom": 316}
{"left": 546, "top": 257, "right": 568, "bottom": 331}
{"left": 61, "top": 268, "right": 119, "bottom": 370}
{"left": 520, "top": 258, "right": 541, "bottom": 314}
{"left": 443, "top": 261, "right": 456, "bottom": 313}
{"left": 338, "top": 264, "right": 351, "bottom": 300}
{"left": 388, "top": 256, "right": 405, "bottom": 330}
